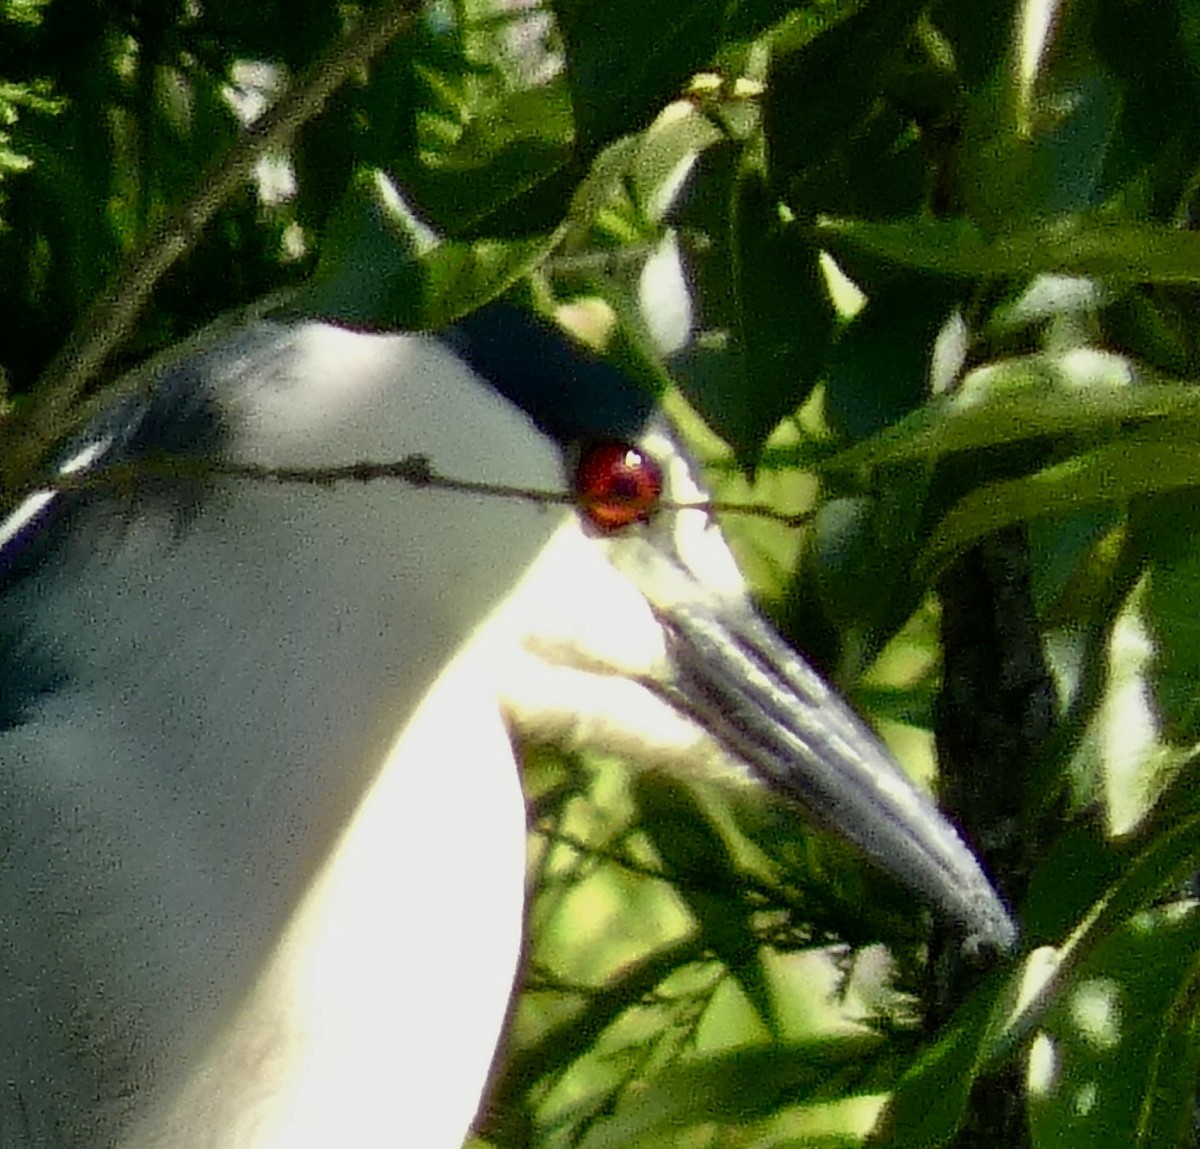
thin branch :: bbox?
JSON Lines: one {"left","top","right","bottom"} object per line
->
{"left": 3, "top": 0, "right": 423, "bottom": 494}
{"left": 18, "top": 453, "right": 817, "bottom": 529}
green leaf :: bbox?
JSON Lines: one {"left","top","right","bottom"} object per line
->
{"left": 1092, "top": 0, "right": 1200, "bottom": 215}
{"left": 295, "top": 168, "right": 557, "bottom": 329}
{"left": 417, "top": 233, "right": 561, "bottom": 327}
{"left": 409, "top": 79, "right": 577, "bottom": 236}
{"left": 764, "top": 0, "right": 923, "bottom": 196}
{"left": 553, "top": 0, "right": 723, "bottom": 153}
{"left": 1020, "top": 826, "right": 1126, "bottom": 947}
{"left": 1103, "top": 289, "right": 1200, "bottom": 380}
{"left": 803, "top": 479, "right": 930, "bottom": 679}
{"left": 930, "top": 0, "right": 1013, "bottom": 87}
{"left": 626, "top": 102, "right": 724, "bottom": 220}
{"left": 815, "top": 217, "right": 1200, "bottom": 285}
{"left": 821, "top": 353, "right": 1200, "bottom": 476}
{"left": 1134, "top": 955, "right": 1200, "bottom": 1148}
{"left": 923, "top": 425, "right": 1200, "bottom": 572}
{"left": 728, "top": 165, "right": 836, "bottom": 465}
{"left": 1064, "top": 813, "right": 1200, "bottom": 946}
{"left": 1132, "top": 492, "right": 1200, "bottom": 742}
{"left": 669, "top": 159, "right": 837, "bottom": 467}
{"left": 1026, "top": 506, "right": 1120, "bottom": 624}
{"left": 552, "top": 0, "right": 796, "bottom": 155}
{"left": 958, "top": 54, "right": 1123, "bottom": 230}
{"left": 872, "top": 967, "right": 1016, "bottom": 1148}
{"left": 1028, "top": 907, "right": 1200, "bottom": 1149}
{"left": 577, "top": 1035, "right": 888, "bottom": 1149}
{"left": 823, "top": 280, "right": 959, "bottom": 441}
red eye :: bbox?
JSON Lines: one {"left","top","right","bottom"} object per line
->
{"left": 574, "top": 441, "right": 663, "bottom": 532}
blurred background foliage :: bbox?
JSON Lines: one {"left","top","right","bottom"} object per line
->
{"left": 7, "top": 0, "right": 1200, "bottom": 1145}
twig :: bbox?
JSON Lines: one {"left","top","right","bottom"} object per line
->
{"left": 18, "top": 453, "right": 817, "bottom": 529}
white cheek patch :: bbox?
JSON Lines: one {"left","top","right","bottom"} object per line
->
{"left": 495, "top": 519, "right": 671, "bottom": 683}
{"left": 490, "top": 521, "right": 734, "bottom": 775}
{"left": 488, "top": 518, "right": 710, "bottom": 765}
{"left": 501, "top": 647, "right": 728, "bottom": 772}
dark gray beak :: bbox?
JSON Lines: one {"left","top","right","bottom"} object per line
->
{"left": 655, "top": 596, "right": 1017, "bottom": 952}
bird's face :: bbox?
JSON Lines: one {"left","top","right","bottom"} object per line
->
{"left": 489, "top": 409, "right": 1016, "bottom": 952}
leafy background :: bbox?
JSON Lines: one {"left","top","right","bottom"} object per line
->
{"left": 5, "top": 0, "right": 1200, "bottom": 1146}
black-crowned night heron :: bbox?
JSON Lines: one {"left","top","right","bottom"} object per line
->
{"left": 0, "top": 302, "right": 1015, "bottom": 1148}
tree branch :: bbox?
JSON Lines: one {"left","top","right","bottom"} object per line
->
{"left": 2, "top": 0, "right": 423, "bottom": 497}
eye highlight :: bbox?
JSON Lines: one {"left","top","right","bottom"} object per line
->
{"left": 574, "top": 440, "right": 663, "bottom": 532}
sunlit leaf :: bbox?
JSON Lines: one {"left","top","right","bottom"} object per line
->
{"left": 816, "top": 217, "right": 1200, "bottom": 285}
{"left": 824, "top": 358, "right": 1200, "bottom": 476}
{"left": 1029, "top": 907, "right": 1200, "bottom": 1149}
{"left": 577, "top": 1035, "right": 889, "bottom": 1149}
{"left": 923, "top": 425, "right": 1200, "bottom": 572}
{"left": 296, "top": 168, "right": 558, "bottom": 329}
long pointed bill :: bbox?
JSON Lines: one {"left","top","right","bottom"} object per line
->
{"left": 653, "top": 598, "right": 1018, "bottom": 952}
